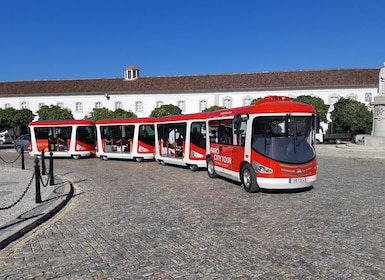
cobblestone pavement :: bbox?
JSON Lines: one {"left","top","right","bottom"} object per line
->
{"left": 0, "top": 149, "right": 53, "bottom": 226}
{"left": 0, "top": 145, "right": 385, "bottom": 279}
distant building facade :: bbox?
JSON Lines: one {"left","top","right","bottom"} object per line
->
{"left": 0, "top": 66, "right": 380, "bottom": 120}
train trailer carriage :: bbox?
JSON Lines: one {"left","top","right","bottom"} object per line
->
{"left": 205, "top": 96, "right": 317, "bottom": 192}
{"left": 95, "top": 118, "right": 156, "bottom": 161}
{"left": 29, "top": 120, "right": 95, "bottom": 159}
{"left": 154, "top": 112, "right": 208, "bottom": 171}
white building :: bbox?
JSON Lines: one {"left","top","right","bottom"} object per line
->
{"left": 0, "top": 65, "right": 380, "bottom": 120}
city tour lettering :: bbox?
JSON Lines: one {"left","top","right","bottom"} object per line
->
{"left": 210, "top": 147, "right": 232, "bottom": 165}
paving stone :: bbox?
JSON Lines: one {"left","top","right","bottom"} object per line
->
{"left": 0, "top": 145, "right": 385, "bottom": 278}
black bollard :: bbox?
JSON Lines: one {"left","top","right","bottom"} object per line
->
{"left": 34, "top": 158, "right": 42, "bottom": 203}
{"left": 41, "top": 149, "right": 46, "bottom": 175}
{"left": 21, "top": 146, "right": 25, "bottom": 170}
{"left": 49, "top": 152, "right": 54, "bottom": 185}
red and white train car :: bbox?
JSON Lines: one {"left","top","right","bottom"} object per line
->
{"left": 154, "top": 112, "right": 208, "bottom": 170}
{"left": 205, "top": 96, "right": 317, "bottom": 192}
{"left": 29, "top": 119, "right": 95, "bottom": 159}
{"left": 95, "top": 118, "right": 155, "bottom": 161}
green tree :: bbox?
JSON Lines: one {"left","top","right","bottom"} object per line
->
{"left": 293, "top": 95, "right": 329, "bottom": 123}
{"left": 0, "top": 108, "right": 35, "bottom": 140}
{"left": 37, "top": 105, "right": 74, "bottom": 120}
{"left": 150, "top": 104, "right": 182, "bottom": 117}
{"left": 87, "top": 108, "right": 138, "bottom": 121}
{"left": 87, "top": 108, "right": 113, "bottom": 121}
{"left": 331, "top": 97, "right": 372, "bottom": 134}
{"left": 202, "top": 105, "right": 225, "bottom": 112}
{"left": 251, "top": 97, "right": 263, "bottom": 104}
{"left": 111, "top": 108, "right": 137, "bottom": 119}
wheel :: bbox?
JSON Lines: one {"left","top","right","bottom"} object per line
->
{"left": 207, "top": 157, "right": 217, "bottom": 178}
{"left": 72, "top": 155, "right": 80, "bottom": 160}
{"left": 242, "top": 164, "right": 259, "bottom": 193}
{"left": 189, "top": 164, "right": 199, "bottom": 171}
{"left": 16, "top": 145, "right": 22, "bottom": 153}
{"left": 102, "top": 156, "right": 108, "bottom": 160}
{"left": 135, "top": 157, "right": 144, "bottom": 162}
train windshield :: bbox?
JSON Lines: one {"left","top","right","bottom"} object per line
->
{"left": 251, "top": 115, "right": 315, "bottom": 164}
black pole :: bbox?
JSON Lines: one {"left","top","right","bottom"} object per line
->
{"left": 41, "top": 149, "right": 46, "bottom": 175}
{"left": 49, "top": 152, "right": 54, "bottom": 185}
{"left": 21, "top": 146, "right": 25, "bottom": 170}
{"left": 34, "top": 158, "right": 41, "bottom": 203}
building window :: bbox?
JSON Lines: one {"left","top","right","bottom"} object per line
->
{"left": 329, "top": 95, "right": 340, "bottom": 105}
{"left": 156, "top": 101, "right": 164, "bottom": 108}
{"left": 95, "top": 102, "right": 102, "bottom": 109}
{"left": 135, "top": 101, "right": 143, "bottom": 112}
{"left": 199, "top": 100, "right": 207, "bottom": 111}
{"left": 223, "top": 96, "right": 232, "bottom": 108}
{"left": 20, "top": 101, "right": 28, "bottom": 109}
{"left": 243, "top": 96, "right": 252, "bottom": 106}
{"left": 178, "top": 100, "right": 185, "bottom": 112}
{"left": 4, "top": 103, "right": 11, "bottom": 109}
{"left": 57, "top": 102, "right": 63, "bottom": 108}
{"left": 347, "top": 93, "right": 357, "bottom": 101}
{"left": 124, "top": 65, "right": 140, "bottom": 81}
{"left": 38, "top": 103, "right": 45, "bottom": 109}
{"left": 115, "top": 101, "right": 122, "bottom": 109}
{"left": 76, "top": 102, "right": 83, "bottom": 113}
{"left": 365, "top": 92, "right": 372, "bottom": 102}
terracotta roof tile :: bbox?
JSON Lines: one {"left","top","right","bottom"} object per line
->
{"left": 0, "top": 68, "right": 379, "bottom": 96}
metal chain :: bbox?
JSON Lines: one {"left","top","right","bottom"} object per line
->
{"left": 40, "top": 172, "right": 50, "bottom": 187}
{"left": 0, "top": 173, "right": 35, "bottom": 210}
{"left": 0, "top": 152, "right": 22, "bottom": 164}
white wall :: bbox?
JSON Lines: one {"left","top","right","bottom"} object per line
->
{"left": 0, "top": 86, "right": 378, "bottom": 120}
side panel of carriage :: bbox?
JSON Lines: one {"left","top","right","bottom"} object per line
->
{"left": 154, "top": 113, "right": 208, "bottom": 170}
{"left": 95, "top": 118, "right": 155, "bottom": 161}
{"left": 29, "top": 120, "right": 95, "bottom": 159}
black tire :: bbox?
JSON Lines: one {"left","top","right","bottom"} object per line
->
{"left": 207, "top": 157, "right": 218, "bottom": 178}
{"left": 189, "top": 164, "right": 199, "bottom": 171}
{"left": 242, "top": 164, "right": 259, "bottom": 193}
{"left": 16, "top": 145, "right": 22, "bottom": 153}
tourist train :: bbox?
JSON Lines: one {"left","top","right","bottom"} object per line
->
{"left": 28, "top": 96, "right": 317, "bottom": 192}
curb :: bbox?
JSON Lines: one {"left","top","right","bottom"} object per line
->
{"left": 0, "top": 180, "right": 74, "bottom": 251}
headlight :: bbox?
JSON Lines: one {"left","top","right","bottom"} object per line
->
{"left": 252, "top": 161, "right": 273, "bottom": 174}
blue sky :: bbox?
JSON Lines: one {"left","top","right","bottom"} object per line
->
{"left": 1, "top": 1, "right": 384, "bottom": 82}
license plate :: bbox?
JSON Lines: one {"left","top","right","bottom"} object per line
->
{"left": 289, "top": 177, "right": 308, "bottom": 183}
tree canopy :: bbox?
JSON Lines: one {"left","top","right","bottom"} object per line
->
{"left": 331, "top": 98, "right": 372, "bottom": 134}
{"left": 150, "top": 104, "right": 182, "bottom": 117}
{"left": 37, "top": 105, "right": 74, "bottom": 120}
{"left": 251, "top": 98, "right": 263, "bottom": 105}
{"left": 87, "top": 108, "right": 137, "bottom": 121}
{"left": 0, "top": 108, "right": 35, "bottom": 138}
{"left": 293, "top": 95, "right": 329, "bottom": 123}
{"left": 202, "top": 105, "right": 225, "bottom": 112}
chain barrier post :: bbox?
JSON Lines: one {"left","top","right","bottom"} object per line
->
{"left": 49, "top": 152, "right": 54, "bottom": 185}
{"left": 41, "top": 149, "right": 46, "bottom": 175}
{"left": 21, "top": 146, "right": 25, "bottom": 170}
{"left": 34, "top": 158, "right": 42, "bottom": 203}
